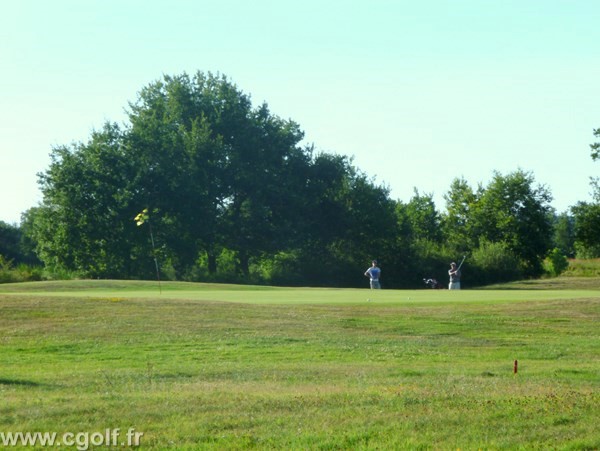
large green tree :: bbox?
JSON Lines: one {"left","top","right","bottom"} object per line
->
{"left": 571, "top": 201, "right": 600, "bottom": 258}
{"left": 125, "top": 72, "right": 312, "bottom": 277}
{"left": 33, "top": 123, "right": 140, "bottom": 277}
{"left": 441, "top": 177, "right": 479, "bottom": 254}
{"left": 405, "top": 189, "right": 442, "bottom": 243}
{"left": 552, "top": 212, "right": 575, "bottom": 258}
{"left": 470, "top": 170, "right": 553, "bottom": 276}
{"left": 570, "top": 128, "right": 600, "bottom": 257}
{"left": 570, "top": 135, "right": 600, "bottom": 257}
{"left": 0, "top": 220, "right": 39, "bottom": 265}
{"left": 274, "top": 153, "right": 401, "bottom": 287}
{"left": 32, "top": 72, "right": 319, "bottom": 280}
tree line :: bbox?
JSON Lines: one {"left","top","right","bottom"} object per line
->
{"left": 2, "top": 72, "right": 599, "bottom": 287}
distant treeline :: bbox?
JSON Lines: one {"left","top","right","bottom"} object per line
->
{"left": 2, "top": 72, "right": 600, "bottom": 287}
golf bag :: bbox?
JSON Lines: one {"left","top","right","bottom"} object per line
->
{"left": 423, "top": 278, "right": 445, "bottom": 289}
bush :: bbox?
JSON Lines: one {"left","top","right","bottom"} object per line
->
{"left": 470, "top": 240, "right": 523, "bottom": 285}
{"left": 544, "top": 248, "right": 569, "bottom": 277}
{"left": 574, "top": 241, "right": 600, "bottom": 259}
{"left": 0, "top": 254, "right": 45, "bottom": 283}
{"left": 184, "top": 249, "right": 266, "bottom": 285}
{"left": 41, "top": 266, "right": 80, "bottom": 281}
{"left": 0, "top": 255, "right": 18, "bottom": 283}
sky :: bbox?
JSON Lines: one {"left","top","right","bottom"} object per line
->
{"left": 2, "top": 0, "right": 599, "bottom": 224}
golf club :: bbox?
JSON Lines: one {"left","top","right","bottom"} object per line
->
{"left": 457, "top": 254, "right": 466, "bottom": 271}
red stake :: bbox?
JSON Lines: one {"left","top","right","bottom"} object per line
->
{"left": 513, "top": 360, "right": 518, "bottom": 374}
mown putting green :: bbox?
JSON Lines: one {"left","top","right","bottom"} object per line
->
{"left": 0, "top": 280, "right": 598, "bottom": 449}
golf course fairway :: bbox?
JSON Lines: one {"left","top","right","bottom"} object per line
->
{"left": 0, "top": 280, "right": 598, "bottom": 449}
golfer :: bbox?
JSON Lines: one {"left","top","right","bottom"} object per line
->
{"left": 365, "top": 260, "right": 381, "bottom": 289}
{"left": 448, "top": 262, "right": 461, "bottom": 290}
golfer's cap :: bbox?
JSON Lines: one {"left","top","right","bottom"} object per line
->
{"left": 451, "top": 262, "right": 456, "bottom": 266}
{"left": 372, "top": 260, "right": 378, "bottom": 264}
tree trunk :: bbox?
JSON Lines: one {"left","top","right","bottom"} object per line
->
{"left": 236, "top": 251, "right": 250, "bottom": 277}
{"left": 207, "top": 251, "right": 217, "bottom": 274}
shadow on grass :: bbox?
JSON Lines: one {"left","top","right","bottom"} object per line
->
{"left": 481, "top": 277, "right": 600, "bottom": 290}
{"left": 0, "top": 378, "right": 43, "bottom": 387}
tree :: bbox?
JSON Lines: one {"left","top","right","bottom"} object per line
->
{"left": 569, "top": 128, "right": 600, "bottom": 258}
{"left": 334, "top": 171, "right": 399, "bottom": 286}
{"left": 219, "top": 104, "right": 310, "bottom": 275}
{"left": 33, "top": 72, "right": 315, "bottom": 280}
{"left": 34, "top": 123, "right": 140, "bottom": 278}
{"left": 590, "top": 127, "right": 600, "bottom": 161}
{"left": 125, "top": 73, "right": 230, "bottom": 276}
{"left": 405, "top": 189, "right": 442, "bottom": 242}
{"left": 551, "top": 212, "right": 575, "bottom": 258}
{"left": 274, "top": 153, "right": 401, "bottom": 287}
{"left": 571, "top": 202, "right": 600, "bottom": 258}
{"left": 0, "top": 221, "right": 22, "bottom": 263}
{"left": 16, "top": 211, "right": 42, "bottom": 266}
{"left": 441, "top": 177, "right": 479, "bottom": 254}
{"left": 125, "top": 73, "right": 315, "bottom": 277}
{"left": 470, "top": 170, "right": 553, "bottom": 276}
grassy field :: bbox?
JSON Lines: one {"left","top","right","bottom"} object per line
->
{"left": 0, "top": 279, "right": 598, "bottom": 449}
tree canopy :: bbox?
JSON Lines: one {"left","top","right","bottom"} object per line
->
{"left": 17, "top": 71, "right": 570, "bottom": 287}
{"left": 568, "top": 128, "right": 600, "bottom": 258}
{"left": 28, "top": 72, "right": 399, "bottom": 285}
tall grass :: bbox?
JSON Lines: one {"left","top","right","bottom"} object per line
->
{"left": 0, "top": 256, "right": 43, "bottom": 283}
{"left": 564, "top": 258, "right": 600, "bottom": 277}
{"left": 0, "top": 281, "right": 598, "bottom": 449}
{"left": 0, "top": 255, "right": 84, "bottom": 284}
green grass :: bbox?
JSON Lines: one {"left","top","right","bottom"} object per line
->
{"left": 0, "top": 280, "right": 599, "bottom": 449}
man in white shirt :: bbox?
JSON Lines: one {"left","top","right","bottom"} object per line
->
{"left": 448, "top": 262, "right": 461, "bottom": 290}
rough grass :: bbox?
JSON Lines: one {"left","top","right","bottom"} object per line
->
{"left": 564, "top": 258, "right": 600, "bottom": 278}
{"left": 0, "top": 280, "right": 598, "bottom": 449}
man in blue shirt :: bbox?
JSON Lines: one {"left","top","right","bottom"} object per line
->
{"left": 364, "top": 260, "right": 381, "bottom": 289}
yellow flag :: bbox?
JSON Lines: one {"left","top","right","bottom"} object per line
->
{"left": 134, "top": 208, "right": 149, "bottom": 226}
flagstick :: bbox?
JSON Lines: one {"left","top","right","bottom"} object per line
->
{"left": 148, "top": 222, "right": 162, "bottom": 294}
{"left": 135, "top": 208, "right": 162, "bottom": 295}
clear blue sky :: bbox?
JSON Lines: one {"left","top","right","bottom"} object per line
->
{"left": 2, "top": 0, "right": 599, "bottom": 224}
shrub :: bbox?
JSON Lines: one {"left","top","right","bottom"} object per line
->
{"left": 470, "top": 240, "right": 523, "bottom": 285}
{"left": 574, "top": 241, "right": 600, "bottom": 259}
{"left": 0, "top": 254, "right": 45, "bottom": 283}
{"left": 258, "top": 251, "right": 308, "bottom": 286}
{"left": 544, "top": 248, "right": 569, "bottom": 277}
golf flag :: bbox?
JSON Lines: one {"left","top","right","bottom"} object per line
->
{"left": 134, "top": 208, "right": 149, "bottom": 226}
